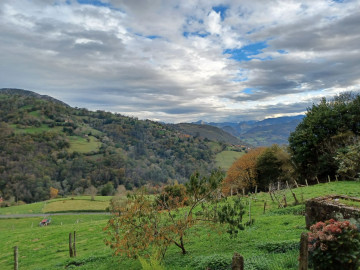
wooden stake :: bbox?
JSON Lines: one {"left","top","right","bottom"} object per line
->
{"left": 73, "top": 231, "right": 76, "bottom": 257}
{"left": 286, "top": 181, "right": 299, "bottom": 205}
{"left": 277, "top": 181, "right": 280, "bottom": 190}
{"left": 294, "top": 180, "right": 299, "bottom": 188}
{"left": 283, "top": 195, "right": 287, "bottom": 207}
{"left": 305, "top": 179, "right": 308, "bottom": 187}
{"left": 232, "top": 252, "right": 244, "bottom": 270}
{"left": 242, "top": 188, "right": 245, "bottom": 196}
{"left": 299, "top": 232, "right": 308, "bottom": 270}
{"left": 255, "top": 185, "right": 257, "bottom": 194}
{"left": 14, "top": 246, "right": 18, "bottom": 270}
{"left": 335, "top": 175, "right": 338, "bottom": 182}
{"left": 263, "top": 201, "right": 267, "bottom": 214}
{"left": 69, "top": 232, "right": 73, "bottom": 257}
{"left": 248, "top": 197, "right": 251, "bottom": 224}
{"left": 328, "top": 175, "right": 331, "bottom": 183}
{"left": 316, "top": 176, "right": 320, "bottom": 185}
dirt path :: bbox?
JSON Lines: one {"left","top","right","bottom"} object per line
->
{"left": 0, "top": 212, "right": 110, "bottom": 219}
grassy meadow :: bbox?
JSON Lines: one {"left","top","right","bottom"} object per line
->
{"left": 215, "top": 150, "right": 245, "bottom": 170}
{"left": 1, "top": 181, "right": 360, "bottom": 269}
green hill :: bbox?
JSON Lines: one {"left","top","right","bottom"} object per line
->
{"left": 0, "top": 89, "right": 222, "bottom": 203}
{"left": 174, "top": 123, "right": 250, "bottom": 146}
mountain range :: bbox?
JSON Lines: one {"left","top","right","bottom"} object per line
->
{"left": 194, "top": 115, "right": 305, "bottom": 146}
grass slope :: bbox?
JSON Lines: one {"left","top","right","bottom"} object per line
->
{"left": 215, "top": 150, "right": 245, "bottom": 170}
{"left": 1, "top": 182, "right": 360, "bottom": 269}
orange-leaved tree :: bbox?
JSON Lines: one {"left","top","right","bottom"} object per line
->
{"left": 104, "top": 170, "right": 246, "bottom": 259}
{"left": 223, "top": 147, "right": 266, "bottom": 195}
{"left": 49, "top": 187, "right": 59, "bottom": 199}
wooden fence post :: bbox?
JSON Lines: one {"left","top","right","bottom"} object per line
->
{"left": 263, "top": 201, "right": 267, "bottom": 214}
{"left": 305, "top": 179, "right": 308, "bottom": 187}
{"left": 294, "top": 180, "right": 299, "bottom": 188}
{"left": 69, "top": 232, "right": 73, "bottom": 257}
{"left": 299, "top": 232, "right": 308, "bottom": 270}
{"left": 14, "top": 246, "right": 18, "bottom": 270}
{"left": 316, "top": 176, "right": 320, "bottom": 185}
{"left": 73, "top": 231, "right": 76, "bottom": 257}
{"left": 232, "top": 252, "right": 244, "bottom": 270}
{"left": 328, "top": 175, "right": 331, "bottom": 183}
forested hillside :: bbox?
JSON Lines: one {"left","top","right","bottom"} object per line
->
{"left": 0, "top": 89, "right": 219, "bottom": 203}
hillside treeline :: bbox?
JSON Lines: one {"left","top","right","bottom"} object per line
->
{"left": 223, "top": 93, "right": 360, "bottom": 193}
{"left": 0, "top": 91, "right": 215, "bottom": 203}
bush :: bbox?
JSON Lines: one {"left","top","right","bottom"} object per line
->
{"left": 308, "top": 219, "right": 360, "bottom": 270}
{"left": 191, "top": 254, "right": 231, "bottom": 270}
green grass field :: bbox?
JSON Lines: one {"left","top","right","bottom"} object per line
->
{"left": 1, "top": 181, "right": 360, "bottom": 269}
{"left": 0, "top": 196, "right": 112, "bottom": 215}
{"left": 215, "top": 150, "right": 245, "bottom": 170}
{"left": 68, "top": 136, "right": 102, "bottom": 153}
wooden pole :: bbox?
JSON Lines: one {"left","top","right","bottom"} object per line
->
{"left": 232, "top": 252, "right": 244, "bottom": 270}
{"left": 316, "top": 176, "right": 320, "bottom": 185}
{"left": 69, "top": 232, "right": 73, "bottom": 257}
{"left": 283, "top": 195, "right": 287, "bottom": 207}
{"left": 335, "top": 175, "right": 338, "bottom": 182}
{"left": 255, "top": 185, "right": 257, "bottom": 194}
{"left": 305, "top": 179, "right": 308, "bottom": 187}
{"left": 248, "top": 197, "right": 251, "bottom": 224}
{"left": 286, "top": 181, "right": 299, "bottom": 205}
{"left": 73, "top": 231, "right": 76, "bottom": 257}
{"left": 263, "top": 201, "right": 267, "bottom": 214}
{"left": 14, "top": 246, "right": 18, "bottom": 270}
{"left": 242, "top": 188, "right": 245, "bottom": 196}
{"left": 294, "top": 180, "right": 299, "bottom": 188}
{"left": 328, "top": 175, "right": 331, "bottom": 183}
{"left": 277, "top": 181, "right": 280, "bottom": 190}
{"left": 299, "top": 232, "right": 308, "bottom": 270}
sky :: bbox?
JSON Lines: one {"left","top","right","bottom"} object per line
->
{"left": 1, "top": 0, "right": 360, "bottom": 123}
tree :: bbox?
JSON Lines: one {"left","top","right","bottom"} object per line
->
{"left": 223, "top": 148, "right": 266, "bottom": 195}
{"left": 289, "top": 93, "right": 360, "bottom": 180}
{"left": 49, "top": 187, "right": 59, "bottom": 199}
{"left": 256, "top": 145, "right": 295, "bottom": 190}
{"left": 85, "top": 185, "right": 98, "bottom": 201}
{"left": 335, "top": 140, "right": 360, "bottom": 180}
{"left": 104, "top": 170, "right": 246, "bottom": 259}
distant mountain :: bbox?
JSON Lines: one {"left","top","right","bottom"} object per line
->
{"left": 173, "top": 123, "right": 250, "bottom": 146}
{"left": 199, "top": 115, "right": 305, "bottom": 146}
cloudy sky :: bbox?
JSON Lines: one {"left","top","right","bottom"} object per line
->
{"left": 1, "top": 0, "right": 360, "bottom": 123}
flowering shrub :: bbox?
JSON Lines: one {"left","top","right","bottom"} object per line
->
{"left": 308, "top": 219, "right": 360, "bottom": 270}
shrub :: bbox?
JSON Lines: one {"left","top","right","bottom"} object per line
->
{"left": 308, "top": 219, "right": 360, "bottom": 270}
{"left": 191, "top": 254, "right": 231, "bottom": 270}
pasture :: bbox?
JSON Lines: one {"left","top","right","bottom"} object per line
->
{"left": 1, "top": 181, "right": 359, "bottom": 269}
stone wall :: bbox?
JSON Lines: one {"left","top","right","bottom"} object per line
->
{"left": 305, "top": 195, "right": 360, "bottom": 229}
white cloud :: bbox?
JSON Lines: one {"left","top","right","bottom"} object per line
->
{"left": 0, "top": 0, "right": 359, "bottom": 123}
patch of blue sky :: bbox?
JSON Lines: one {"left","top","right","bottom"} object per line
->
{"left": 224, "top": 41, "right": 268, "bottom": 62}
{"left": 76, "top": 0, "right": 110, "bottom": 7}
{"left": 243, "top": 88, "right": 254, "bottom": 94}
{"left": 146, "top": 35, "right": 161, "bottom": 40}
{"left": 183, "top": 31, "right": 210, "bottom": 38}
{"left": 212, "top": 5, "right": 229, "bottom": 21}
{"left": 277, "top": 49, "right": 288, "bottom": 54}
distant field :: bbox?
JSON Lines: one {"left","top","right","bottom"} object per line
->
{"left": 215, "top": 150, "right": 245, "bottom": 170}
{"left": 43, "top": 200, "right": 109, "bottom": 213}
{"left": 10, "top": 124, "right": 63, "bottom": 134}
{"left": 68, "top": 135, "right": 102, "bottom": 153}
{"left": 0, "top": 196, "right": 113, "bottom": 215}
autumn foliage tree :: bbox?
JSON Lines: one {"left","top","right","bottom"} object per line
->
{"left": 49, "top": 187, "right": 59, "bottom": 199}
{"left": 223, "top": 147, "right": 266, "bottom": 195}
{"left": 104, "top": 170, "right": 246, "bottom": 259}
